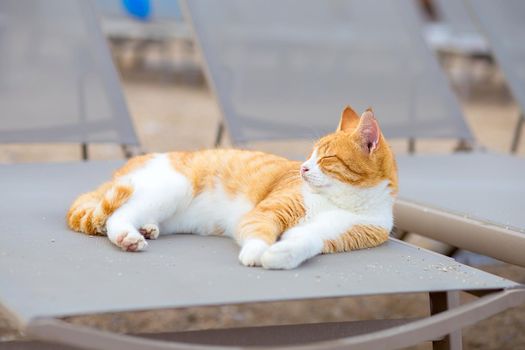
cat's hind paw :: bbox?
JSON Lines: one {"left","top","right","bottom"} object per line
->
{"left": 139, "top": 224, "right": 160, "bottom": 240}
{"left": 261, "top": 241, "right": 305, "bottom": 270}
{"left": 239, "top": 239, "right": 270, "bottom": 267}
{"left": 115, "top": 231, "right": 148, "bottom": 252}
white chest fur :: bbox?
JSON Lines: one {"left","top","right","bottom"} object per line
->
{"left": 299, "top": 148, "right": 394, "bottom": 230}
{"left": 300, "top": 180, "right": 394, "bottom": 230}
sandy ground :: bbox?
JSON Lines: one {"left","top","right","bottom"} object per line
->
{"left": 1, "top": 42, "right": 524, "bottom": 349}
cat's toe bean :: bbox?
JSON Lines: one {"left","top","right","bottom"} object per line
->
{"left": 116, "top": 233, "right": 125, "bottom": 244}
{"left": 261, "top": 242, "right": 303, "bottom": 270}
{"left": 239, "top": 239, "right": 270, "bottom": 267}
{"left": 116, "top": 232, "right": 148, "bottom": 252}
{"left": 139, "top": 224, "right": 160, "bottom": 240}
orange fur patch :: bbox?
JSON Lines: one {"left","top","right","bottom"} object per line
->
{"left": 169, "top": 150, "right": 301, "bottom": 202}
{"left": 238, "top": 180, "right": 305, "bottom": 244}
{"left": 170, "top": 150, "right": 305, "bottom": 243}
{"left": 66, "top": 182, "right": 133, "bottom": 236}
{"left": 322, "top": 225, "right": 389, "bottom": 253}
{"left": 112, "top": 154, "right": 153, "bottom": 178}
{"left": 67, "top": 154, "right": 151, "bottom": 236}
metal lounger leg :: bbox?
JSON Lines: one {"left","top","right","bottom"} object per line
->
{"left": 214, "top": 121, "right": 225, "bottom": 147}
{"left": 408, "top": 138, "right": 415, "bottom": 154}
{"left": 511, "top": 113, "right": 524, "bottom": 153}
{"left": 430, "top": 291, "right": 462, "bottom": 350}
{"left": 81, "top": 143, "right": 88, "bottom": 161}
{"left": 121, "top": 144, "right": 142, "bottom": 158}
{"left": 453, "top": 139, "right": 473, "bottom": 152}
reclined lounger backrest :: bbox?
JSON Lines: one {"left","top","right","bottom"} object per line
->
{"left": 184, "top": 0, "right": 473, "bottom": 145}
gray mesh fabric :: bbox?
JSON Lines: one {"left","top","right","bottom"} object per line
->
{"left": 397, "top": 153, "right": 525, "bottom": 231}
{"left": 0, "top": 0, "right": 138, "bottom": 144}
{"left": 185, "top": 0, "right": 473, "bottom": 144}
{"left": 0, "top": 161, "right": 517, "bottom": 322}
{"left": 467, "top": 0, "right": 525, "bottom": 114}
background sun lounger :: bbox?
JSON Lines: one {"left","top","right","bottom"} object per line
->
{"left": 395, "top": 153, "right": 525, "bottom": 265}
{"left": 465, "top": 0, "right": 525, "bottom": 153}
{"left": 183, "top": 0, "right": 473, "bottom": 150}
{"left": 425, "top": 0, "right": 492, "bottom": 99}
{"left": 0, "top": 0, "right": 139, "bottom": 159}
{"left": 94, "top": 0, "right": 191, "bottom": 54}
{"left": 427, "top": 0, "right": 488, "bottom": 56}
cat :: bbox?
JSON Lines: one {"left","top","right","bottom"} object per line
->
{"left": 67, "top": 106, "right": 398, "bottom": 269}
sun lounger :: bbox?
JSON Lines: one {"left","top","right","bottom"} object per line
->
{"left": 464, "top": 0, "right": 525, "bottom": 152}
{"left": 395, "top": 153, "right": 525, "bottom": 266}
{"left": 0, "top": 0, "right": 139, "bottom": 159}
{"left": 396, "top": 0, "right": 525, "bottom": 253}
{"left": 1, "top": 160, "right": 524, "bottom": 350}
{"left": 2, "top": 1, "right": 524, "bottom": 349}
{"left": 182, "top": 0, "right": 473, "bottom": 149}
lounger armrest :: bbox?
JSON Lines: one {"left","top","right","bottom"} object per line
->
{"left": 394, "top": 199, "right": 525, "bottom": 268}
{"left": 26, "top": 289, "right": 525, "bottom": 350}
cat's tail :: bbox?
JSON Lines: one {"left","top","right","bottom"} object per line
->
{"left": 66, "top": 181, "right": 134, "bottom": 235}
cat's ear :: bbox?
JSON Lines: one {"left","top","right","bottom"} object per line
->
{"left": 337, "top": 105, "right": 360, "bottom": 132}
{"left": 356, "top": 108, "right": 380, "bottom": 154}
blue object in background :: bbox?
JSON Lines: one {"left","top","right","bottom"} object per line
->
{"left": 122, "top": 0, "right": 151, "bottom": 20}
{"left": 96, "top": 0, "right": 183, "bottom": 21}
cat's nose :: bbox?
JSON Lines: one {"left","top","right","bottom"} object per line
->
{"left": 301, "top": 165, "right": 310, "bottom": 174}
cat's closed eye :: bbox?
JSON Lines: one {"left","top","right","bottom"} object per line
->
{"left": 317, "top": 155, "right": 337, "bottom": 163}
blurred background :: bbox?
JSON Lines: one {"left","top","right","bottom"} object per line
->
{"left": 0, "top": 0, "right": 523, "bottom": 162}
{"left": 0, "top": 1, "right": 524, "bottom": 349}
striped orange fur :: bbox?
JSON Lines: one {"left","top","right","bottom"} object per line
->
{"left": 322, "top": 225, "right": 389, "bottom": 253}
{"left": 170, "top": 150, "right": 306, "bottom": 244}
{"left": 67, "top": 181, "right": 134, "bottom": 235}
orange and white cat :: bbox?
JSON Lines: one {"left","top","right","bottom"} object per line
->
{"left": 67, "top": 106, "right": 398, "bottom": 269}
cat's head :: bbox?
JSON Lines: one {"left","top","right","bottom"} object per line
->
{"left": 301, "top": 106, "right": 398, "bottom": 195}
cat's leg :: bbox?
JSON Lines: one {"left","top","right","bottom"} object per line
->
{"left": 106, "top": 186, "right": 179, "bottom": 251}
{"left": 106, "top": 182, "right": 188, "bottom": 251}
{"left": 106, "top": 154, "right": 193, "bottom": 251}
{"left": 261, "top": 211, "right": 388, "bottom": 269}
{"left": 238, "top": 239, "right": 271, "bottom": 267}
{"left": 106, "top": 213, "right": 147, "bottom": 252}
{"left": 235, "top": 185, "right": 306, "bottom": 267}
{"left": 105, "top": 190, "right": 163, "bottom": 251}
{"left": 236, "top": 209, "right": 284, "bottom": 267}
{"left": 260, "top": 225, "right": 324, "bottom": 270}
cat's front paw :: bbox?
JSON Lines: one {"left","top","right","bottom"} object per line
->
{"left": 115, "top": 231, "right": 148, "bottom": 252}
{"left": 261, "top": 241, "right": 305, "bottom": 270}
{"left": 239, "top": 239, "right": 270, "bottom": 267}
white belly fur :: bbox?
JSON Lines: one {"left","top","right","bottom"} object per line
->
{"left": 159, "top": 179, "right": 254, "bottom": 237}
